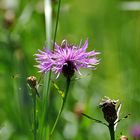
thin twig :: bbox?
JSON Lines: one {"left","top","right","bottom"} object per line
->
{"left": 82, "top": 113, "right": 108, "bottom": 126}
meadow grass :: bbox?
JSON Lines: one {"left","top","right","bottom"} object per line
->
{"left": 0, "top": 0, "right": 140, "bottom": 139}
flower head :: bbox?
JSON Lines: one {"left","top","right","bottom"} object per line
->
{"left": 99, "top": 96, "right": 119, "bottom": 124}
{"left": 35, "top": 39, "right": 100, "bottom": 78}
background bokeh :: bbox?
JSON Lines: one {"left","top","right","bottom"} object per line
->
{"left": 0, "top": 0, "right": 140, "bottom": 139}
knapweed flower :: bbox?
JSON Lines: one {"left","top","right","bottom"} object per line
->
{"left": 35, "top": 39, "right": 100, "bottom": 79}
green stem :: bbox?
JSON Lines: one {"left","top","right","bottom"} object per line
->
{"left": 49, "top": 78, "right": 71, "bottom": 139}
{"left": 53, "top": 0, "right": 62, "bottom": 49}
{"left": 109, "top": 123, "right": 115, "bottom": 140}
{"left": 43, "top": 72, "right": 51, "bottom": 137}
{"left": 40, "top": 72, "right": 51, "bottom": 139}
{"left": 33, "top": 92, "right": 37, "bottom": 140}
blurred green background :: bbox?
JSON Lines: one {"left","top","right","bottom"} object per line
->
{"left": 0, "top": 0, "right": 140, "bottom": 139}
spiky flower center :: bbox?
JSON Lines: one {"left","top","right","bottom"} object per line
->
{"left": 62, "top": 60, "right": 75, "bottom": 79}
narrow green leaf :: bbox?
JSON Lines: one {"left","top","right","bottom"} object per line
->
{"left": 52, "top": 81, "right": 64, "bottom": 98}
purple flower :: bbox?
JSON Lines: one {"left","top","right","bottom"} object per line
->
{"left": 35, "top": 39, "right": 100, "bottom": 78}
{"left": 131, "top": 124, "right": 140, "bottom": 138}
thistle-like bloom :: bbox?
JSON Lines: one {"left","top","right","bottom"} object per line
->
{"left": 35, "top": 39, "right": 100, "bottom": 78}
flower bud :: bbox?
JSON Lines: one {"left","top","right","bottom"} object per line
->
{"left": 4, "top": 10, "right": 15, "bottom": 28}
{"left": 74, "top": 103, "right": 84, "bottom": 119}
{"left": 120, "top": 135, "right": 128, "bottom": 140}
{"left": 27, "top": 76, "right": 37, "bottom": 89}
{"left": 99, "top": 96, "right": 118, "bottom": 124}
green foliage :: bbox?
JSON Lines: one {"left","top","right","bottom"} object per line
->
{"left": 0, "top": 0, "right": 139, "bottom": 139}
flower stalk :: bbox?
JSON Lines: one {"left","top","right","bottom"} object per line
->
{"left": 27, "top": 76, "right": 38, "bottom": 140}
{"left": 49, "top": 77, "right": 71, "bottom": 139}
{"left": 108, "top": 123, "right": 115, "bottom": 140}
{"left": 53, "top": 0, "right": 62, "bottom": 49}
{"left": 33, "top": 91, "right": 37, "bottom": 140}
{"left": 82, "top": 112, "right": 115, "bottom": 140}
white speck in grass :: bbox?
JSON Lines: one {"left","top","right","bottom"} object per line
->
{"left": 91, "top": 123, "right": 108, "bottom": 139}
{"left": 119, "top": 1, "right": 140, "bottom": 11}
{"left": 63, "top": 111, "right": 78, "bottom": 139}
{"left": 18, "top": 4, "right": 33, "bottom": 24}
{"left": 0, "top": 0, "right": 19, "bottom": 10}
{"left": 44, "top": 0, "right": 52, "bottom": 47}
{"left": 0, "top": 121, "right": 14, "bottom": 140}
{"left": 63, "top": 123, "right": 77, "bottom": 139}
